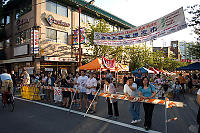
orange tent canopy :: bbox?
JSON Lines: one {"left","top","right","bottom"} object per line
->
{"left": 79, "top": 58, "right": 101, "bottom": 70}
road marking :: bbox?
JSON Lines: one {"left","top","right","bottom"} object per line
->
{"left": 15, "top": 97, "right": 161, "bottom": 133}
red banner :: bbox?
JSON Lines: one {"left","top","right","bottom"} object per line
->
{"left": 102, "top": 56, "right": 116, "bottom": 69}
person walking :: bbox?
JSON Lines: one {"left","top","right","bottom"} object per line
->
{"left": 139, "top": 77, "right": 156, "bottom": 131}
{"left": 124, "top": 77, "right": 141, "bottom": 124}
{"left": 197, "top": 88, "right": 200, "bottom": 133}
{"left": 104, "top": 78, "right": 119, "bottom": 119}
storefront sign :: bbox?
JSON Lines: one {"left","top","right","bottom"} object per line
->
{"left": 14, "top": 45, "right": 28, "bottom": 56}
{"left": 16, "top": 18, "right": 29, "bottom": 29}
{"left": 0, "top": 57, "right": 32, "bottom": 64}
{"left": 94, "top": 7, "right": 187, "bottom": 46}
{"left": 24, "top": 67, "right": 34, "bottom": 74}
{"left": 46, "top": 15, "right": 70, "bottom": 27}
{"left": 44, "top": 56, "right": 77, "bottom": 62}
{"left": 31, "top": 30, "right": 39, "bottom": 54}
{"left": 40, "top": 40, "right": 72, "bottom": 58}
{"left": 45, "top": 68, "right": 53, "bottom": 71}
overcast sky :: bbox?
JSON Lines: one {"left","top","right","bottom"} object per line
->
{"left": 86, "top": 0, "right": 199, "bottom": 47}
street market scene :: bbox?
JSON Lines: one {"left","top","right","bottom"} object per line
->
{"left": 0, "top": 0, "right": 200, "bottom": 133}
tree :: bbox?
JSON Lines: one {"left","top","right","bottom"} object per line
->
{"left": 85, "top": 19, "right": 125, "bottom": 62}
{"left": 187, "top": 42, "right": 200, "bottom": 59}
{"left": 187, "top": 4, "right": 200, "bottom": 41}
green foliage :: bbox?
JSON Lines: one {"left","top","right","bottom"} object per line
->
{"left": 85, "top": 19, "right": 125, "bottom": 62}
{"left": 186, "top": 4, "right": 200, "bottom": 39}
{"left": 187, "top": 42, "right": 200, "bottom": 59}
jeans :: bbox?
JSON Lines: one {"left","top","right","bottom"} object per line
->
{"left": 129, "top": 102, "right": 141, "bottom": 120}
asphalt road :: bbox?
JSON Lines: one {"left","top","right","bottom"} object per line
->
{"left": 0, "top": 93, "right": 199, "bottom": 133}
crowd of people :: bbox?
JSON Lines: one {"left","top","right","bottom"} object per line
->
{"left": 0, "top": 68, "right": 200, "bottom": 131}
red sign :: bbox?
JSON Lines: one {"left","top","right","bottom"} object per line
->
{"left": 102, "top": 56, "right": 116, "bottom": 69}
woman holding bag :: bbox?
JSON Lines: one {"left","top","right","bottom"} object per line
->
{"left": 139, "top": 77, "right": 156, "bottom": 131}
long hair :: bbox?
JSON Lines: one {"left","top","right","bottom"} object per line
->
{"left": 141, "top": 76, "right": 150, "bottom": 88}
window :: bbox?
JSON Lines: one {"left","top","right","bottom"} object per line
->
{"left": 6, "top": 16, "right": 10, "bottom": 24}
{"left": 57, "top": 4, "right": 68, "bottom": 17}
{"left": 46, "top": 28, "right": 68, "bottom": 44}
{"left": 5, "top": 39, "right": 10, "bottom": 48}
{"left": 1, "top": 18, "right": 4, "bottom": 25}
{"left": 87, "top": 16, "right": 94, "bottom": 25}
{"left": 46, "top": 28, "right": 57, "bottom": 41}
{"left": 16, "top": 13, "right": 20, "bottom": 19}
{"left": 81, "top": 14, "right": 86, "bottom": 23}
{"left": 57, "top": 31, "right": 67, "bottom": 44}
{"left": 0, "top": 42, "right": 3, "bottom": 50}
{"left": 15, "top": 29, "right": 31, "bottom": 45}
{"left": 46, "top": 0, "right": 56, "bottom": 14}
{"left": 46, "top": 1, "right": 68, "bottom": 17}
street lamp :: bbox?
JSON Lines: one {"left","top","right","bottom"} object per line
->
{"left": 78, "top": 0, "right": 95, "bottom": 68}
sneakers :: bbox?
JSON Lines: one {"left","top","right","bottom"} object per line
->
{"left": 131, "top": 119, "right": 142, "bottom": 124}
{"left": 131, "top": 120, "right": 138, "bottom": 124}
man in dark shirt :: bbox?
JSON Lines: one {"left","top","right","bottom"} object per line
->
{"left": 11, "top": 70, "right": 17, "bottom": 95}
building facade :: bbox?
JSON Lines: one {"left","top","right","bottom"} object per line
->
{"left": 0, "top": 0, "right": 135, "bottom": 75}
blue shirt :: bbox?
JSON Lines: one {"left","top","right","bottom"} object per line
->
{"left": 0, "top": 73, "right": 12, "bottom": 82}
{"left": 138, "top": 84, "right": 156, "bottom": 97}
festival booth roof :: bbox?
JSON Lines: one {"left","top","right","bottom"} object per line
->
{"left": 149, "top": 67, "right": 159, "bottom": 74}
{"left": 79, "top": 58, "right": 129, "bottom": 71}
{"left": 132, "top": 67, "right": 154, "bottom": 74}
{"left": 176, "top": 62, "right": 200, "bottom": 71}
{"left": 79, "top": 58, "right": 101, "bottom": 70}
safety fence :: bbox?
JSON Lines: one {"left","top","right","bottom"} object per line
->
{"left": 20, "top": 85, "right": 183, "bottom": 108}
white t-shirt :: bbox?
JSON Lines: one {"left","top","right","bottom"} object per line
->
{"left": 124, "top": 83, "right": 138, "bottom": 97}
{"left": 172, "top": 84, "right": 182, "bottom": 90}
{"left": 77, "top": 76, "right": 88, "bottom": 93}
{"left": 23, "top": 73, "right": 30, "bottom": 85}
{"left": 197, "top": 89, "right": 200, "bottom": 95}
{"left": 86, "top": 77, "right": 97, "bottom": 94}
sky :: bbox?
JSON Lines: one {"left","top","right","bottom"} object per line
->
{"left": 86, "top": 0, "right": 199, "bottom": 47}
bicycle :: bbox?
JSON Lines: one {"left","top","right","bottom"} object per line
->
{"left": 2, "top": 92, "right": 15, "bottom": 112}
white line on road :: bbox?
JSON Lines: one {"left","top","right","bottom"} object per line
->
{"left": 15, "top": 97, "right": 161, "bottom": 133}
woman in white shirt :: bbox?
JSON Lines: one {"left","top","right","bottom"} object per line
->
{"left": 104, "top": 78, "right": 119, "bottom": 119}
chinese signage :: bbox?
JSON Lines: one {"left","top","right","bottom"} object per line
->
{"left": 16, "top": 18, "right": 29, "bottom": 29}
{"left": 31, "top": 30, "right": 39, "bottom": 54}
{"left": 102, "top": 56, "right": 116, "bottom": 69}
{"left": 94, "top": 7, "right": 187, "bottom": 46}
{"left": 46, "top": 15, "right": 70, "bottom": 27}
{"left": 72, "top": 28, "right": 85, "bottom": 45}
{"left": 44, "top": 56, "right": 77, "bottom": 62}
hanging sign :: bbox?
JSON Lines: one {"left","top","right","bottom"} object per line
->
{"left": 72, "top": 28, "right": 86, "bottom": 45}
{"left": 94, "top": 7, "right": 187, "bottom": 46}
{"left": 102, "top": 56, "right": 116, "bottom": 69}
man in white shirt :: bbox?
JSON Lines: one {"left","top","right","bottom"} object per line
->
{"left": 86, "top": 72, "right": 97, "bottom": 113}
{"left": 77, "top": 71, "right": 88, "bottom": 110}
{"left": 0, "top": 69, "right": 13, "bottom": 93}
{"left": 124, "top": 77, "right": 141, "bottom": 124}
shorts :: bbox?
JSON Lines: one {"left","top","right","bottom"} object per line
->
{"left": 88, "top": 93, "right": 94, "bottom": 101}
{"left": 79, "top": 92, "right": 87, "bottom": 99}
{"left": 62, "top": 91, "right": 71, "bottom": 98}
